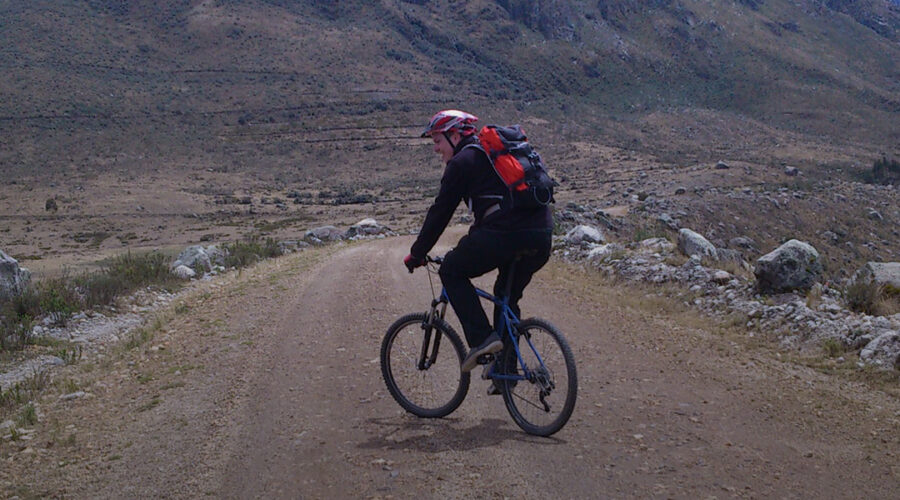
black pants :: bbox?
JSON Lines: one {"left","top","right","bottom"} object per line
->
{"left": 439, "top": 227, "right": 552, "bottom": 348}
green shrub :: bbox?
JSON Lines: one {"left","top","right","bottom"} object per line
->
{"left": 18, "top": 403, "right": 38, "bottom": 426}
{"left": 104, "top": 251, "right": 173, "bottom": 288}
{"left": 223, "top": 236, "right": 283, "bottom": 269}
{"left": 844, "top": 279, "right": 881, "bottom": 315}
{"left": 858, "top": 156, "right": 900, "bottom": 184}
{"left": 79, "top": 271, "right": 125, "bottom": 307}
{"left": 822, "top": 337, "right": 844, "bottom": 358}
{"left": 0, "top": 371, "right": 50, "bottom": 412}
{"left": 632, "top": 223, "right": 669, "bottom": 242}
{"left": 38, "top": 277, "right": 82, "bottom": 324}
{"left": 78, "top": 252, "right": 174, "bottom": 307}
{"left": 844, "top": 279, "right": 900, "bottom": 316}
{"left": 1, "top": 251, "right": 178, "bottom": 352}
{"left": 0, "top": 314, "right": 33, "bottom": 351}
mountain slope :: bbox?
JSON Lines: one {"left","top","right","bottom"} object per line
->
{"left": 1, "top": 0, "right": 897, "bottom": 180}
{"left": 0, "top": 0, "right": 897, "bottom": 282}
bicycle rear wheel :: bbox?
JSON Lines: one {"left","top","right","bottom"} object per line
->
{"left": 500, "top": 318, "right": 577, "bottom": 436}
{"left": 381, "top": 313, "right": 470, "bottom": 418}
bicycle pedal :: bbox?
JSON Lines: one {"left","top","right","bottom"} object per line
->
{"left": 475, "top": 353, "right": 494, "bottom": 365}
{"left": 480, "top": 363, "right": 493, "bottom": 380}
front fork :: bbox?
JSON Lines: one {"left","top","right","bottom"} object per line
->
{"left": 418, "top": 296, "right": 448, "bottom": 370}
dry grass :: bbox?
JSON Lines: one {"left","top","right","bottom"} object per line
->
{"left": 845, "top": 281, "right": 900, "bottom": 316}
{"left": 1, "top": 252, "right": 180, "bottom": 352}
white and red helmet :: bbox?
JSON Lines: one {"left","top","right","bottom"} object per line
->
{"left": 420, "top": 109, "right": 478, "bottom": 138}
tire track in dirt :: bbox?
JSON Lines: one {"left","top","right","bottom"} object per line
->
{"left": 214, "top": 232, "right": 899, "bottom": 498}
{"left": 217, "top": 235, "right": 541, "bottom": 498}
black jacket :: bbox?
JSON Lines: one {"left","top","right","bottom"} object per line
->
{"left": 410, "top": 135, "right": 552, "bottom": 260}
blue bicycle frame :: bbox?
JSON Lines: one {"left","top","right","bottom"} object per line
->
{"left": 436, "top": 284, "right": 548, "bottom": 383}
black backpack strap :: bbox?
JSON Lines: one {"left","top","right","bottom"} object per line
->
{"left": 462, "top": 142, "right": 490, "bottom": 160}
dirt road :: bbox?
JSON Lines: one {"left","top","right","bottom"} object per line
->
{"left": 5, "top": 231, "right": 899, "bottom": 498}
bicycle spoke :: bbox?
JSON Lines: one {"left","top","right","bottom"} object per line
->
{"left": 511, "top": 389, "right": 551, "bottom": 413}
{"left": 502, "top": 318, "right": 577, "bottom": 436}
{"left": 381, "top": 313, "right": 470, "bottom": 418}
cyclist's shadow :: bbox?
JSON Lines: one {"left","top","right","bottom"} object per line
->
{"left": 359, "top": 416, "right": 566, "bottom": 452}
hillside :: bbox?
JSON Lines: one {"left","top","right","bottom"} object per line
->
{"left": 0, "top": 0, "right": 897, "bottom": 280}
{"left": 2, "top": 0, "right": 897, "bottom": 172}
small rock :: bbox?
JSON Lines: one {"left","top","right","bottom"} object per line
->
{"left": 172, "top": 265, "right": 196, "bottom": 279}
{"left": 712, "top": 270, "right": 732, "bottom": 284}
{"left": 565, "top": 225, "right": 604, "bottom": 246}
{"left": 59, "top": 391, "right": 86, "bottom": 401}
{"left": 677, "top": 228, "right": 718, "bottom": 260}
{"left": 587, "top": 243, "right": 624, "bottom": 262}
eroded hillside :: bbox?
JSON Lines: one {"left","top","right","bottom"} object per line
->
{"left": 0, "top": 0, "right": 897, "bottom": 279}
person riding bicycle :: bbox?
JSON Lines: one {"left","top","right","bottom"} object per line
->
{"left": 403, "top": 109, "right": 553, "bottom": 378}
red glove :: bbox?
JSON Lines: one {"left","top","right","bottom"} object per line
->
{"left": 404, "top": 254, "right": 425, "bottom": 273}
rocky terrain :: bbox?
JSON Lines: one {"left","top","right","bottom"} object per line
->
{"left": 1, "top": 2, "right": 898, "bottom": 493}
{"left": 2, "top": 231, "right": 899, "bottom": 498}
{"left": 3, "top": 209, "right": 897, "bottom": 399}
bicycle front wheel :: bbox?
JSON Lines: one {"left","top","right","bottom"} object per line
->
{"left": 501, "top": 318, "right": 577, "bottom": 436}
{"left": 381, "top": 313, "right": 470, "bottom": 418}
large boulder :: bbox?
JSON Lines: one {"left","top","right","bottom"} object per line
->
{"left": 729, "top": 236, "right": 758, "bottom": 255}
{"left": 171, "top": 245, "right": 224, "bottom": 273}
{"left": 638, "top": 237, "right": 675, "bottom": 254}
{"left": 586, "top": 243, "right": 625, "bottom": 262}
{"left": 565, "top": 225, "right": 604, "bottom": 246}
{"left": 851, "top": 262, "right": 900, "bottom": 291}
{"left": 172, "top": 265, "right": 197, "bottom": 280}
{"left": 859, "top": 331, "right": 900, "bottom": 369}
{"left": 754, "top": 239, "right": 823, "bottom": 294}
{"left": 304, "top": 225, "right": 344, "bottom": 245}
{"left": 677, "top": 228, "right": 717, "bottom": 260}
{"left": 0, "top": 250, "right": 31, "bottom": 301}
{"left": 345, "top": 218, "right": 391, "bottom": 238}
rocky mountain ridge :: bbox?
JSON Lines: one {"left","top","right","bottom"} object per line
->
{"left": 1, "top": 0, "right": 897, "bottom": 176}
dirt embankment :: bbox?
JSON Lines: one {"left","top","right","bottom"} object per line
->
{"left": 3, "top": 232, "right": 899, "bottom": 498}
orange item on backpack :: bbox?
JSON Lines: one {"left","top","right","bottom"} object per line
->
{"left": 477, "top": 126, "right": 529, "bottom": 192}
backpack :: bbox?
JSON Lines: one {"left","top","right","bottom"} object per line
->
{"left": 471, "top": 125, "right": 557, "bottom": 211}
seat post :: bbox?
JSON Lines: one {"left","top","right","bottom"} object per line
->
{"left": 501, "top": 256, "right": 520, "bottom": 300}
{"left": 501, "top": 248, "right": 539, "bottom": 300}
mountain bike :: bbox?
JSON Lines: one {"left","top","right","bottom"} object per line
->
{"left": 380, "top": 255, "right": 577, "bottom": 436}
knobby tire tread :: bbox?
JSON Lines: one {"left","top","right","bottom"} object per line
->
{"left": 501, "top": 317, "right": 577, "bottom": 436}
{"left": 381, "top": 313, "right": 470, "bottom": 418}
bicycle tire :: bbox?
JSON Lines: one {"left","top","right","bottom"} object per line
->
{"left": 500, "top": 318, "right": 577, "bottom": 436}
{"left": 381, "top": 313, "right": 470, "bottom": 418}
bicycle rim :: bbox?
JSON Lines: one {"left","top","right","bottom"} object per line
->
{"left": 381, "top": 313, "right": 470, "bottom": 418}
{"left": 501, "top": 318, "right": 577, "bottom": 436}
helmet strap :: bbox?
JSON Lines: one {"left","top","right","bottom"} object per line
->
{"left": 442, "top": 131, "right": 458, "bottom": 150}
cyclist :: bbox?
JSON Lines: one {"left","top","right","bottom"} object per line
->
{"left": 403, "top": 109, "right": 553, "bottom": 383}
